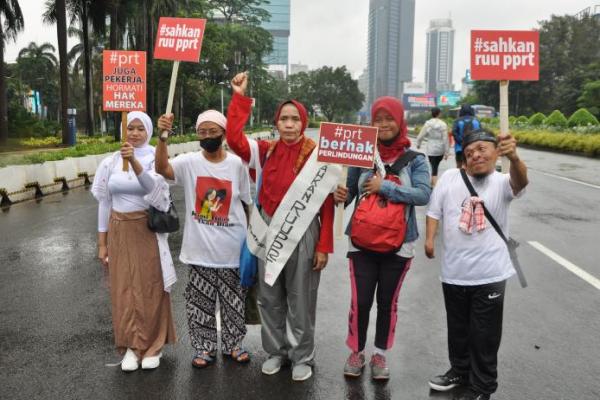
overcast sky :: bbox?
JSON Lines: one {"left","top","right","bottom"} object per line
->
{"left": 4, "top": 0, "right": 596, "bottom": 87}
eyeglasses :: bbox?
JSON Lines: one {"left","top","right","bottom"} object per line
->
{"left": 197, "top": 128, "right": 223, "bottom": 137}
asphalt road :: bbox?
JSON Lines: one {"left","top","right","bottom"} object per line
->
{"left": 1, "top": 138, "right": 599, "bottom": 400}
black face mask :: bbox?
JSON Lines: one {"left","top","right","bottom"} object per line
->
{"left": 200, "top": 135, "right": 223, "bottom": 153}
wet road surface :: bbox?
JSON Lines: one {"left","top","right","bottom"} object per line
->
{"left": 1, "top": 140, "right": 599, "bottom": 400}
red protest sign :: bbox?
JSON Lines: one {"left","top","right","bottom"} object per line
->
{"left": 154, "top": 17, "right": 206, "bottom": 62}
{"left": 471, "top": 30, "right": 539, "bottom": 81}
{"left": 317, "top": 122, "right": 378, "bottom": 169}
{"left": 103, "top": 50, "right": 146, "bottom": 111}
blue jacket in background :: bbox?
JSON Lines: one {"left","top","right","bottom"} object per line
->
{"left": 452, "top": 117, "right": 481, "bottom": 153}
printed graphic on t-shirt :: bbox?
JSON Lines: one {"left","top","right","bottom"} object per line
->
{"left": 193, "top": 177, "right": 233, "bottom": 226}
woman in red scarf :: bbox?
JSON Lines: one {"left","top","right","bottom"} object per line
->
{"left": 334, "top": 97, "right": 432, "bottom": 380}
{"left": 226, "top": 72, "right": 334, "bottom": 382}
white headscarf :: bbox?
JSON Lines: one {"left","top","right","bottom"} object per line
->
{"left": 195, "top": 110, "right": 227, "bottom": 131}
{"left": 123, "top": 111, "right": 155, "bottom": 159}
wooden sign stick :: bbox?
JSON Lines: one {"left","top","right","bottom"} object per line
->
{"left": 122, "top": 111, "right": 129, "bottom": 171}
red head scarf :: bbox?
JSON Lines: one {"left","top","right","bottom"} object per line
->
{"left": 371, "top": 96, "right": 411, "bottom": 162}
{"left": 274, "top": 100, "right": 309, "bottom": 136}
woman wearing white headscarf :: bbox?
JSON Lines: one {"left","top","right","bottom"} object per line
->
{"left": 91, "top": 111, "right": 177, "bottom": 372}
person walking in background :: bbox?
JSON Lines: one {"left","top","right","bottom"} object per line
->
{"left": 226, "top": 72, "right": 336, "bottom": 382}
{"left": 452, "top": 105, "right": 481, "bottom": 168}
{"left": 417, "top": 107, "right": 450, "bottom": 186}
{"left": 334, "top": 96, "right": 431, "bottom": 380}
{"left": 155, "top": 110, "right": 252, "bottom": 369}
{"left": 91, "top": 112, "right": 177, "bottom": 372}
{"left": 425, "top": 128, "right": 528, "bottom": 400}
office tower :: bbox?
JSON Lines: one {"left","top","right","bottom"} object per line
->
{"left": 425, "top": 18, "right": 455, "bottom": 94}
{"left": 367, "top": 0, "right": 416, "bottom": 109}
{"left": 261, "top": 0, "right": 290, "bottom": 74}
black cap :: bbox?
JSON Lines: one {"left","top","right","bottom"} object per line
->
{"left": 462, "top": 128, "right": 497, "bottom": 150}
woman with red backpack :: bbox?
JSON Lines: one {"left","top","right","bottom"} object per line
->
{"left": 334, "top": 97, "right": 431, "bottom": 380}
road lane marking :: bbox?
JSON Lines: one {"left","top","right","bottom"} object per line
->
{"left": 530, "top": 169, "right": 600, "bottom": 190}
{"left": 529, "top": 241, "right": 600, "bottom": 290}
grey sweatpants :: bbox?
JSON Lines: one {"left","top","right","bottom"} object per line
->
{"left": 257, "top": 212, "right": 321, "bottom": 366}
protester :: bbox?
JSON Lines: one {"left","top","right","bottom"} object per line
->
{"left": 416, "top": 107, "right": 450, "bottom": 186}
{"left": 226, "top": 72, "right": 336, "bottom": 382}
{"left": 452, "top": 105, "right": 481, "bottom": 168}
{"left": 425, "top": 128, "right": 528, "bottom": 400}
{"left": 333, "top": 96, "right": 431, "bottom": 380}
{"left": 155, "top": 110, "right": 252, "bottom": 368}
{"left": 91, "top": 111, "right": 177, "bottom": 372}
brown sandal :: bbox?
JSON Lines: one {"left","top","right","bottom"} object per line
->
{"left": 192, "top": 351, "right": 215, "bottom": 368}
{"left": 223, "top": 347, "right": 250, "bottom": 363}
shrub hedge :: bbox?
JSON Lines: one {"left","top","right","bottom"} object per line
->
{"left": 544, "top": 110, "right": 568, "bottom": 127}
{"left": 528, "top": 112, "right": 546, "bottom": 126}
{"left": 567, "top": 108, "right": 600, "bottom": 127}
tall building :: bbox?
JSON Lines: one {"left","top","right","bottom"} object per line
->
{"left": 290, "top": 63, "right": 309, "bottom": 75}
{"left": 367, "top": 0, "right": 416, "bottom": 109}
{"left": 358, "top": 69, "right": 369, "bottom": 114}
{"left": 261, "top": 0, "right": 290, "bottom": 73}
{"left": 425, "top": 18, "right": 455, "bottom": 94}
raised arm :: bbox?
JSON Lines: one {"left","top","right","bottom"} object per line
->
{"left": 227, "top": 72, "right": 271, "bottom": 167}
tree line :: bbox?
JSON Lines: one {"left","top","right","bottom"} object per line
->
{"left": 1, "top": 0, "right": 364, "bottom": 146}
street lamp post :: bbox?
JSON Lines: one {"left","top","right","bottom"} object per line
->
{"left": 218, "top": 82, "right": 225, "bottom": 114}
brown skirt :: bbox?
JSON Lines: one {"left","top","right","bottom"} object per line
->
{"left": 107, "top": 210, "right": 176, "bottom": 357}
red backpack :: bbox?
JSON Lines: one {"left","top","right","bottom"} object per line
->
{"left": 350, "top": 151, "right": 418, "bottom": 253}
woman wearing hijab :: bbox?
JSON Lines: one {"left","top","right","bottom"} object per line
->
{"left": 334, "top": 97, "right": 432, "bottom": 380}
{"left": 155, "top": 110, "right": 252, "bottom": 369}
{"left": 91, "top": 112, "right": 177, "bottom": 372}
{"left": 226, "top": 72, "right": 335, "bottom": 382}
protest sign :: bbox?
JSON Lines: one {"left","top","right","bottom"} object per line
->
{"left": 471, "top": 30, "right": 540, "bottom": 173}
{"left": 471, "top": 30, "right": 539, "bottom": 81}
{"left": 154, "top": 17, "right": 207, "bottom": 140}
{"left": 103, "top": 50, "right": 147, "bottom": 171}
{"left": 317, "top": 122, "right": 378, "bottom": 169}
{"left": 317, "top": 122, "right": 378, "bottom": 237}
{"left": 154, "top": 17, "right": 206, "bottom": 62}
{"left": 102, "top": 50, "right": 146, "bottom": 112}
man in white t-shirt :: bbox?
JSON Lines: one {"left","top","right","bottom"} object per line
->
{"left": 155, "top": 110, "right": 253, "bottom": 368}
{"left": 424, "top": 128, "right": 528, "bottom": 400}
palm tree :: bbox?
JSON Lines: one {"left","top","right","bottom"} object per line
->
{"left": 46, "top": 0, "right": 108, "bottom": 136}
{"left": 17, "top": 42, "right": 58, "bottom": 118}
{"left": 0, "top": 0, "right": 24, "bottom": 145}
{"left": 50, "top": 0, "right": 70, "bottom": 145}
{"left": 17, "top": 42, "right": 58, "bottom": 69}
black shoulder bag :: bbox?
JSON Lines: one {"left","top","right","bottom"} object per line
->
{"left": 459, "top": 169, "right": 527, "bottom": 288}
{"left": 148, "top": 196, "right": 180, "bottom": 233}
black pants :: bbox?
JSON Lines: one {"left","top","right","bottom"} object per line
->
{"left": 428, "top": 155, "right": 444, "bottom": 176}
{"left": 443, "top": 280, "right": 506, "bottom": 395}
{"left": 346, "top": 251, "right": 411, "bottom": 352}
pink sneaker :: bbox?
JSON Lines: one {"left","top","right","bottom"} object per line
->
{"left": 343, "top": 352, "right": 366, "bottom": 377}
{"left": 370, "top": 353, "right": 390, "bottom": 380}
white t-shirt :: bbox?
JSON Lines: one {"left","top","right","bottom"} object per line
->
{"left": 427, "top": 168, "right": 525, "bottom": 285}
{"left": 171, "top": 151, "right": 251, "bottom": 268}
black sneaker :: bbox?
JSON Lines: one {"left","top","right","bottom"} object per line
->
{"left": 428, "top": 368, "right": 467, "bottom": 391}
{"left": 454, "top": 388, "right": 490, "bottom": 400}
